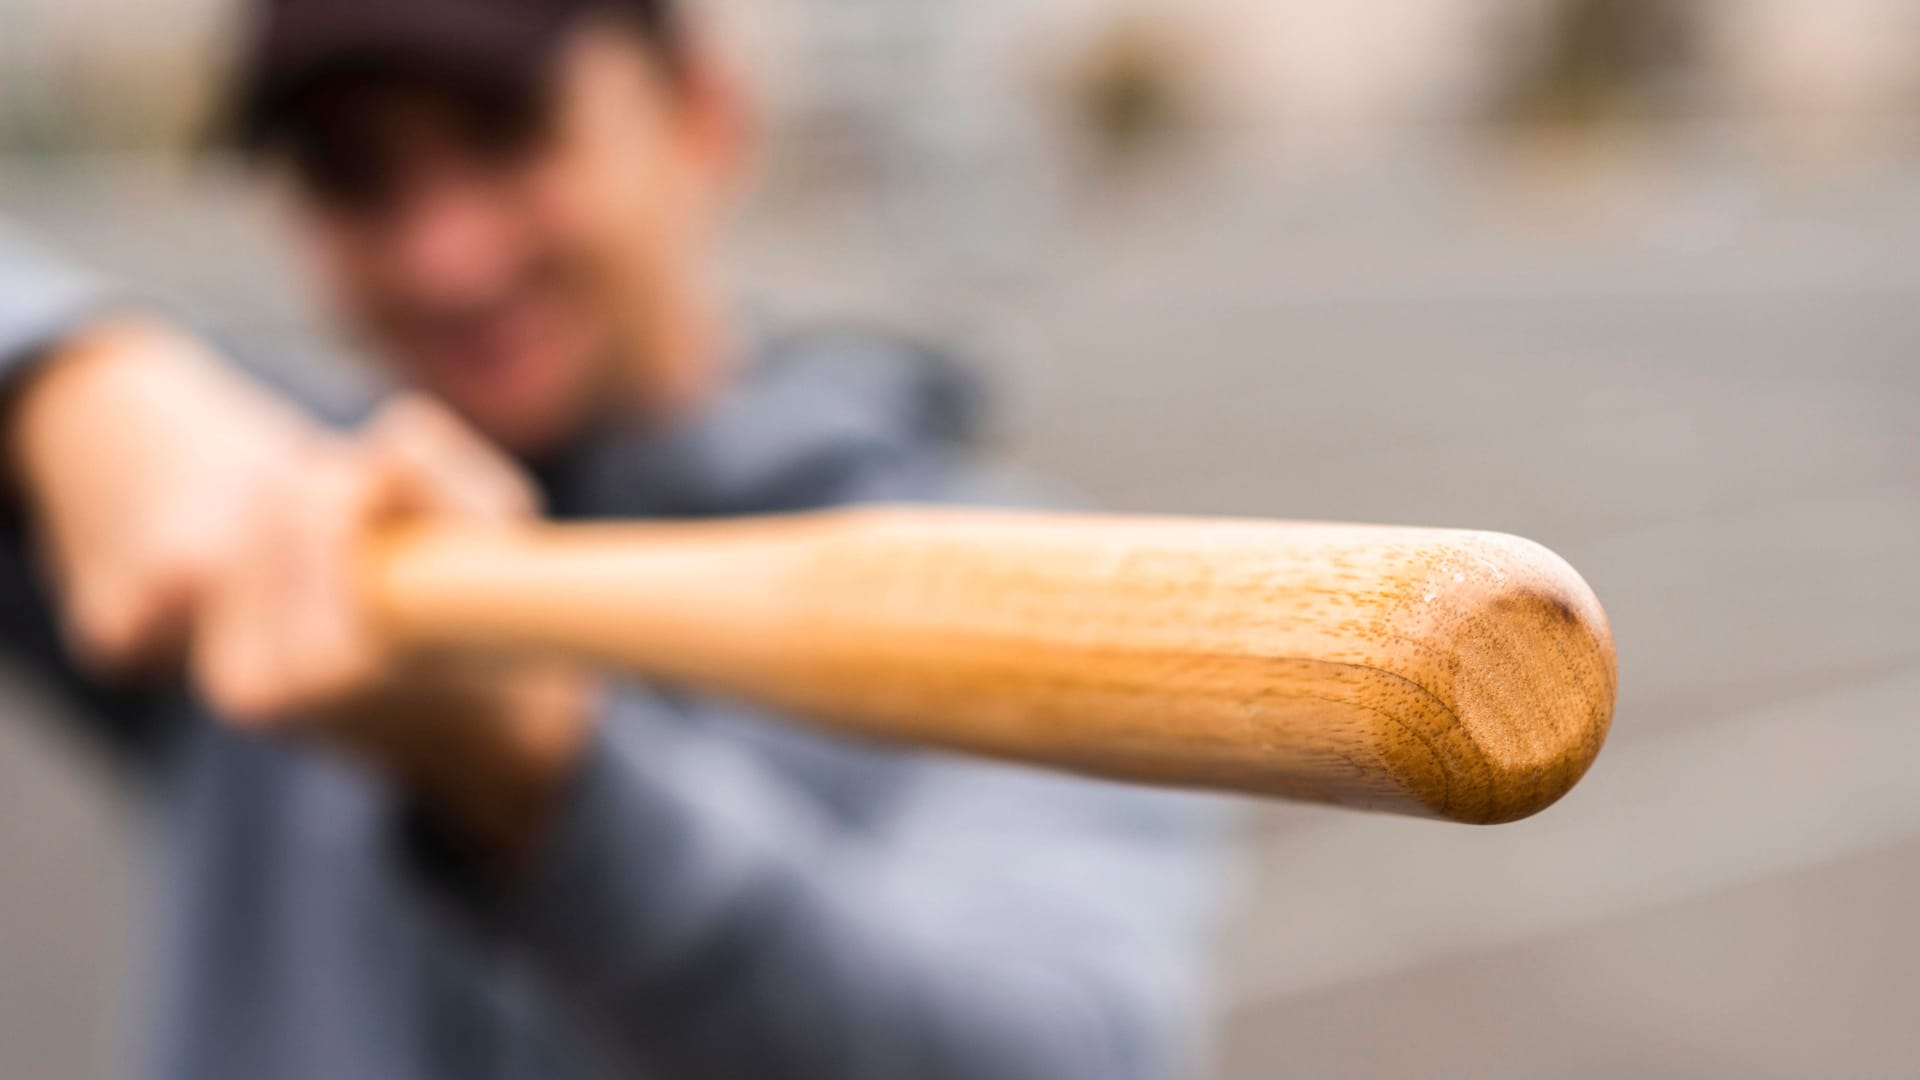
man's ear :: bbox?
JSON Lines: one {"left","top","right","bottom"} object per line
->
{"left": 667, "top": 19, "right": 755, "bottom": 193}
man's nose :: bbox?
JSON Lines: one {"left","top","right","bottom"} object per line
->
{"left": 385, "top": 177, "right": 518, "bottom": 305}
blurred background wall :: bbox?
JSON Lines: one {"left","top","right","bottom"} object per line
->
{"left": 3, "top": 1, "right": 1919, "bottom": 1077}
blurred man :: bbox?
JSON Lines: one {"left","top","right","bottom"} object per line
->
{"left": 0, "top": 1, "right": 1229, "bottom": 1078}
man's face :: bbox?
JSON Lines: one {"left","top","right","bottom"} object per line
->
{"left": 280, "top": 25, "right": 731, "bottom": 455}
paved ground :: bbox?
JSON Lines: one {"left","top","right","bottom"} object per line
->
{"left": 2, "top": 141, "right": 1916, "bottom": 1076}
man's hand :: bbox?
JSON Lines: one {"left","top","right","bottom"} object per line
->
{"left": 7, "top": 318, "right": 314, "bottom": 675}
{"left": 8, "top": 324, "right": 593, "bottom": 862}
{"left": 191, "top": 396, "right": 596, "bottom": 863}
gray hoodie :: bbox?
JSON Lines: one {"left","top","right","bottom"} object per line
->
{"left": 0, "top": 221, "right": 1232, "bottom": 1080}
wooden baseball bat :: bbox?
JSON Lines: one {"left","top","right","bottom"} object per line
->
{"left": 362, "top": 507, "right": 1615, "bottom": 824}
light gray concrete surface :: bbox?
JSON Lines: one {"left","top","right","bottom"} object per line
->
{"left": 0, "top": 670, "right": 133, "bottom": 1080}
{"left": 1, "top": 143, "right": 1915, "bottom": 1077}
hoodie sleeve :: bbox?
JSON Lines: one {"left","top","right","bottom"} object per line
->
{"left": 0, "top": 220, "right": 176, "bottom": 762}
{"left": 0, "top": 220, "right": 118, "bottom": 393}
{"left": 407, "top": 689, "right": 1234, "bottom": 1080}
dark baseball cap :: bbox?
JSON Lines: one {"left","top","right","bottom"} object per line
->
{"left": 228, "top": 0, "right": 677, "bottom": 150}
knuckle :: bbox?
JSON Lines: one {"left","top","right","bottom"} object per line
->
{"left": 496, "top": 480, "right": 538, "bottom": 520}
{"left": 197, "top": 654, "right": 276, "bottom": 726}
{"left": 373, "top": 392, "right": 439, "bottom": 430}
{"left": 312, "top": 650, "right": 381, "bottom": 705}
{"left": 299, "top": 448, "right": 384, "bottom": 526}
{"left": 362, "top": 405, "right": 537, "bottom": 521}
{"left": 148, "top": 521, "right": 221, "bottom": 588}
{"left": 271, "top": 649, "right": 380, "bottom": 722}
{"left": 372, "top": 394, "right": 461, "bottom": 449}
{"left": 197, "top": 631, "right": 376, "bottom": 727}
{"left": 68, "top": 589, "right": 143, "bottom": 669}
{"left": 68, "top": 552, "right": 199, "bottom": 671}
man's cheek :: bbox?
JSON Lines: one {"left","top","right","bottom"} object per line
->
{"left": 567, "top": 231, "right": 641, "bottom": 335}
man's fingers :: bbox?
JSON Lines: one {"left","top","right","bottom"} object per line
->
{"left": 191, "top": 492, "right": 287, "bottom": 726}
{"left": 364, "top": 395, "right": 538, "bottom": 524}
{"left": 282, "top": 454, "right": 389, "bottom": 708}
{"left": 193, "top": 450, "right": 383, "bottom": 727}
{"left": 191, "top": 397, "right": 534, "bottom": 727}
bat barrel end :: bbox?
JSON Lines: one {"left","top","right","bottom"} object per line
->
{"left": 1391, "top": 533, "right": 1617, "bottom": 825}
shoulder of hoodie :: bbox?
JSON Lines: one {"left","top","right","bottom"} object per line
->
{"left": 690, "top": 324, "right": 1075, "bottom": 513}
